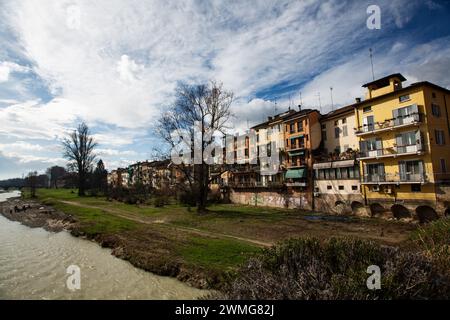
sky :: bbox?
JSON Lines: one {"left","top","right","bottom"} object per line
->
{"left": 1, "top": 0, "right": 450, "bottom": 179}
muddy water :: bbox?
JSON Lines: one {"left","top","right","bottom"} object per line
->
{"left": 0, "top": 191, "right": 207, "bottom": 300}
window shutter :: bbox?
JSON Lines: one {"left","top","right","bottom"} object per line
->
{"left": 418, "top": 161, "right": 424, "bottom": 181}
{"left": 416, "top": 130, "right": 423, "bottom": 151}
{"left": 392, "top": 108, "right": 399, "bottom": 120}
{"left": 410, "top": 104, "right": 418, "bottom": 114}
{"left": 359, "top": 140, "right": 367, "bottom": 152}
{"left": 399, "top": 161, "right": 406, "bottom": 181}
{"left": 375, "top": 138, "right": 382, "bottom": 155}
{"left": 379, "top": 164, "right": 385, "bottom": 181}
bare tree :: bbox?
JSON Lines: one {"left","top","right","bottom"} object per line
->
{"left": 156, "top": 81, "right": 233, "bottom": 213}
{"left": 46, "top": 166, "right": 67, "bottom": 189}
{"left": 62, "top": 122, "right": 98, "bottom": 196}
{"left": 25, "top": 171, "right": 38, "bottom": 198}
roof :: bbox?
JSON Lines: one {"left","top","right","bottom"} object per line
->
{"left": 327, "top": 80, "right": 450, "bottom": 113}
{"left": 362, "top": 73, "right": 406, "bottom": 88}
{"left": 321, "top": 104, "right": 355, "bottom": 120}
{"left": 282, "top": 108, "right": 319, "bottom": 122}
{"left": 251, "top": 109, "right": 296, "bottom": 129}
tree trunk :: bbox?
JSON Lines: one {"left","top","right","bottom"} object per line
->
{"left": 78, "top": 172, "right": 85, "bottom": 196}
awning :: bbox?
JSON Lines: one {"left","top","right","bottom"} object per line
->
{"left": 332, "top": 160, "right": 355, "bottom": 168}
{"left": 313, "top": 162, "right": 332, "bottom": 169}
{"left": 285, "top": 168, "right": 307, "bottom": 179}
{"left": 288, "top": 151, "right": 305, "bottom": 156}
{"left": 289, "top": 134, "right": 304, "bottom": 140}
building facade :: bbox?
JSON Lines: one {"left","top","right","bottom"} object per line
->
{"left": 355, "top": 74, "right": 450, "bottom": 221}
{"left": 313, "top": 106, "right": 364, "bottom": 215}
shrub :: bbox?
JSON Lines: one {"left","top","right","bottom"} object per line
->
{"left": 154, "top": 195, "right": 169, "bottom": 207}
{"left": 411, "top": 217, "right": 450, "bottom": 272}
{"left": 217, "top": 238, "right": 450, "bottom": 300}
{"left": 177, "top": 190, "right": 197, "bottom": 206}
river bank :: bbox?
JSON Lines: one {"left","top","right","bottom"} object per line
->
{"left": 0, "top": 197, "right": 225, "bottom": 290}
{"left": 0, "top": 197, "right": 208, "bottom": 299}
{"left": 1, "top": 188, "right": 419, "bottom": 292}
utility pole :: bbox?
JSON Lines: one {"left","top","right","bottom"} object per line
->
{"left": 317, "top": 92, "right": 322, "bottom": 113}
{"left": 369, "top": 48, "right": 375, "bottom": 81}
{"left": 330, "top": 87, "right": 334, "bottom": 111}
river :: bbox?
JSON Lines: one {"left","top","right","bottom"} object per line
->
{"left": 0, "top": 191, "right": 207, "bottom": 300}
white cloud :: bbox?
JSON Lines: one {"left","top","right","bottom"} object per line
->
{"left": 0, "top": 61, "right": 30, "bottom": 82}
{"left": 116, "top": 55, "right": 144, "bottom": 83}
{"left": 0, "top": 0, "right": 449, "bottom": 178}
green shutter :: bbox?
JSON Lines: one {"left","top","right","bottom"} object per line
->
{"left": 285, "top": 169, "right": 306, "bottom": 179}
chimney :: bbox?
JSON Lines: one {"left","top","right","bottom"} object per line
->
{"left": 298, "top": 104, "right": 302, "bottom": 112}
{"left": 355, "top": 97, "right": 361, "bottom": 103}
{"left": 268, "top": 116, "right": 273, "bottom": 121}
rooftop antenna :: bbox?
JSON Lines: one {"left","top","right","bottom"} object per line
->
{"left": 369, "top": 48, "right": 375, "bottom": 81}
{"left": 274, "top": 99, "right": 278, "bottom": 115}
{"left": 316, "top": 92, "right": 322, "bottom": 113}
{"left": 246, "top": 118, "right": 249, "bottom": 129}
{"left": 330, "top": 87, "right": 334, "bottom": 111}
{"left": 289, "top": 94, "right": 292, "bottom": 109}
{"left": 299, "top": 91, "right": 303, "bottom": 106}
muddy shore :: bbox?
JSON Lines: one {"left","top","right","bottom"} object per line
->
{"left": 0, "top": 197, "right": 217, "bottom": 290}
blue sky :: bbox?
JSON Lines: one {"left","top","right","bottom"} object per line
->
{"left": 1, "top": 0, "right": 450, "bottom": 179}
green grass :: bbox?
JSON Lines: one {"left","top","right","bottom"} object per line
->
{"left": 179, "top": 236, "right": 261, "bottom": 270}
{"left": 37, "top": 192, "right": 138, "bottom": 236}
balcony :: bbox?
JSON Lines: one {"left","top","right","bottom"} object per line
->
{"left": 287, "top": 144, "right": 306, "bottom": 152}
{"left": 355, "top": 113, "right": 422, "bottom": 136}
{"left": 285, "top": 182, "right": 307, "bottom": 187}
{"left": 227, "top": 181, "right": 284, "bottom": 188}
{"left": 362, "top": 173, "right": 428, "bottom": 185}
{"left": 358, "top": 144, "right": 425, "bottom": 160}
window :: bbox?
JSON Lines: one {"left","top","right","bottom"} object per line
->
{"left": 321, "top": 124, "right": 326, "bottom": 129}
{"left": 352, "top": 185, "right": 358, "bottom": 191}
{"left": 411, "top": 185, "right": 421, "bottom": 192}
{"left": 363, "top": 106, "right": 372, "bottom": 113}
{"left": 327, "top": 185, "right": 332, "bottom": 190}
{"left": 432, "top": 104, "right": 441, "bottom": 117}
{"left": 342, "top": 126, "right": 348, "bottom": 137}
{"left": 334, "top": 120, "right": 339, "bottom": 126}
{"left": 256, "top": 134, "right": 259, "bottom": 142}
{"left": 435, "top": 130, "right": 445, "bottom": 145}
{"left": 399, "top": 94, "right": 410, "bottom": 103}
{"left": 342, "top": 118, "right": 347, "bottom": 124}
{"left": 334, "top": 127, "right": 340, "bottom": 138}
{"left": 432, "top": 92, "right": 436, "bottom": 99}
{"left": 290, "top": 123, "right": 295, "bottom": 133}
{"left": 441, "top": 158, "right": 447, "bottom": 173}
{"left": 297, "top": 121, "right": 303, "bottom": 132}
{"left": 338, "top": 185, "right": 344, "bottom": 190}
{"left": 393, "top": 104, "right": 419, "bottom": 125}
{"left": 322, "top": 130, "right": 327, "bottom": 141}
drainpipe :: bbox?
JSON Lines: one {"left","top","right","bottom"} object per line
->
{"left": 444, "top": 94, "right": 450, "bottom": 139}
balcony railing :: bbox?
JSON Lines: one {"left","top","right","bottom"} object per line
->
{"left": 287, "top": 144, "right": 305, "bottom": 151}
{"left": 355, "top": 113, "right": 422, "bottom": 136}
{"left": 358, "top": 144, "right": 424, "bottom": 159}
{"left": 285, "top": 182, "right": 307, "bottom": 187}
{"left": 362, "top": 173, "right": 427, "bottom": 184}
{"left": 226, "top": 181, "right": 284, "bottom": 188}
{"left": 287, "top": 161, "right": 307, "bottom": 168}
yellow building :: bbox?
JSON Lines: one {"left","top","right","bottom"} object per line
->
{"left": 354, "top": 73, "right": 450, "bottom": 221}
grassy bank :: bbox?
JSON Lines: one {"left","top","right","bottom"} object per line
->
{"left": 21, "top": 188, "right": 419, "bottom": 289}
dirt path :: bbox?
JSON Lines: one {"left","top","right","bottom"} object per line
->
{"left": 59, "top": 200, "right": 272, "bottom": 247}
